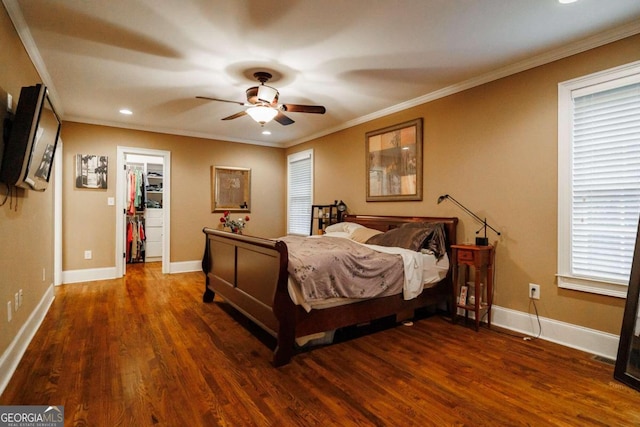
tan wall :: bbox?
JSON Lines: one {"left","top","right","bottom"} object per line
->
{"left": 288, "top": 34, "right": 640, "bottom": 335}
{"left": 0, "top": 6, "right": 52, "bottom": 355}
{"left": 61, "top": 123, "right": 286, "bottom": 271}
{"left": 3, "top": 0, "right": 638, "bottom": 360}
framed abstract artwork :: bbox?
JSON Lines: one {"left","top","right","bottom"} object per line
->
{"left": 366, "top": 118, "right": 423, "bottom": 202}
{"left": 211, "top": 166, "right": 251, "bottom": 212}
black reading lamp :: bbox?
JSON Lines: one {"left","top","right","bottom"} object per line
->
{"left": 437, "top": 194, "right": 500, "bottom": 246}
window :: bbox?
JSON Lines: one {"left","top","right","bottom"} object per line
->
{"left": 287, "top": 149, "right": 313, "bottom": 235}
{"left": 558, "top": 61, "right": 640, "bottom": 297}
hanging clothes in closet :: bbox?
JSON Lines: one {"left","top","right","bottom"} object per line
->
{"left": 127, "top": 215, "right": 146, "bottom": 263}
{"left": 126, "top": 165, "right": 147, "bottom": 263}
{"left": 126, "top": 166, "right": 147, "bottom": 214}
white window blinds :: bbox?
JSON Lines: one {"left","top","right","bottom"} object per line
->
{"left": 287, "top": 150, "right": 313, "bottom": 235}
{"left": 571, "top": 81, "right": 640, "bottom": 284}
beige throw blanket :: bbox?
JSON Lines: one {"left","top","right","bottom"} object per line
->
{"left": 281, "top": 235, "right": 405, "bottom": 303}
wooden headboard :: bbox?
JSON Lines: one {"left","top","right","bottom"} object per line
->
{"left": 342, "top": 214, "right": 458, "bottom": 248}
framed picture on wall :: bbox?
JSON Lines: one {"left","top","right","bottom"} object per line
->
{"left": 75, "top": 154, "right": 108, "bottom": 189}
{"left": 211, "top": 166, "right": 251, "bottom": 212}
{"left": 366, "top": 118, "right": 423, "bottom": 202}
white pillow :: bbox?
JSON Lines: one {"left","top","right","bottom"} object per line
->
{"left": 324, "top": 222, "right": 363, "bottom": 234}
{"left": 343, "top": 222, "right": 365, "bottom": 234}
{"left": 322, "top": 231, "right": 351, "bottom": 239}
{"left": 324, "top": 222, "right": 347, "bottom": 233}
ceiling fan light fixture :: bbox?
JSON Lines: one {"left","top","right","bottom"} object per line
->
{"left": 246, "top": 106, "right": 277, "bottom": 125}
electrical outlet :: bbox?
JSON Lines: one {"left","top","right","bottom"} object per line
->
{"left": 7, "top": 93, "right": 12, "bottom": 112}
{"left": 42, "top": 268, "right": 46, "bottom": 282}
{"left": 7, "top": 301, "right": 12, "bottom": 322}
{"left": 84, "top": 250, "right": 92, "bottom": 260}
{"left": 14, "top": 293, "right": 19, "bottom": 311}
{"left": 19, "top": 289, "right": 23, "bottom": 308}
{"left": 529, "top": 283, "right": 540, "bottom": 300}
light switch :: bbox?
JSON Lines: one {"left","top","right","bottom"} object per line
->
{"left": 107, "top": 197, "right": 115, "bottom": 206}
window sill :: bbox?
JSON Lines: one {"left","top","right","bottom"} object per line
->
{"left": 557, "top": 275, "right": 628, "bottom": 298}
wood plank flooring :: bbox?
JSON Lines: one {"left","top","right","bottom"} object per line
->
{"left": 2, "top": 262, "right": 640, "bottom": 426}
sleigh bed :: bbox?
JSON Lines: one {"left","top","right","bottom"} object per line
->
{"left": 202, "top": 214, "right": 458, "bottom": 366}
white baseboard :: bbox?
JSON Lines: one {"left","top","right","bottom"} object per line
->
{"left": 169, "top": 260, "right": 201, "bottom": 274}
{"left": 0, "top": 284, "right": 55, "bottom": 396}
{"left": 62, "top": 266, "right": 117, "bottom": 284}
{"left": 491, "top": 305, "right": 620, "bottom": 360}
{"left": 61, "top": 261, "right": 201, "bottom": 284}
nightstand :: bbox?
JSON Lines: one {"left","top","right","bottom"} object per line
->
{"left": 451, "top": 244, "right": 495, "bottom": 331}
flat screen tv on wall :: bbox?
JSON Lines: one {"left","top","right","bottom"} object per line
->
{"left": 0, "top": 84, "right": 61, "bottom": 191}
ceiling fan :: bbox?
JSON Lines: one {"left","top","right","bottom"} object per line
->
{"left": 196, "top": 72, "right": 326, "bottom": 126}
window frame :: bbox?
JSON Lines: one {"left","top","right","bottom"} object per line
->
{"left": 557, "top": 60, "right": 640, "bottom": 298}
{"left": 287, "top": 149, "right": 314, "bottom": 235}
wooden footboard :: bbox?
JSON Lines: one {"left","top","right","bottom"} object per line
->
{"left": 201, "top": 228, "right": 297, "bottom": 365}
{"left": 202, "top": 215, "right": 458, "bottom": 367}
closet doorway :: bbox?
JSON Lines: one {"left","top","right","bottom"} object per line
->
{"left": 115, "top": 146, "right": 171, "bottom": 276}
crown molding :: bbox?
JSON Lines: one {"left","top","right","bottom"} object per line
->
{"left": 62, "top": 116, "right": 283, "bottom": 148}
{"left": 284, "top": 20, "right": 640, "bottom": 148}
{"left": 2, "top": 0, "right": 64, "bottom": 116}
{"left": 5, "top": 0, "right": 639, "bottom": 149}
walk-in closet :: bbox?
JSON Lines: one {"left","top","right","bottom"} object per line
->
{"left": 125, "top": 154, "right": 164, "bottom": 264}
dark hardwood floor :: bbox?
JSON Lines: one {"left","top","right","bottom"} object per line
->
{"left": 2, "top": 262, "right": 640, "bottom": 426}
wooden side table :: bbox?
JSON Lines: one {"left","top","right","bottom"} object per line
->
{"left": 451, "top": 244, "right": 494, "bottom": 331}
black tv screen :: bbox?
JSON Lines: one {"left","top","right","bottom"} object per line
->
{"left": 0, "top": 84, "right": 61, "bottom": 191}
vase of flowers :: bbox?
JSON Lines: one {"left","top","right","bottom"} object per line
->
{"left": 219, "top": 211, "right": 250, "bottom": 234}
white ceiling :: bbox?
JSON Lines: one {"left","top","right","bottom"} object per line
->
{"left": 4, "top": 0, "right": 640, "bottom": 148}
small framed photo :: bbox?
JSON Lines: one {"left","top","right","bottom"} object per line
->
{"left": 75, "top": 154, "right": 108, "bottom": 189}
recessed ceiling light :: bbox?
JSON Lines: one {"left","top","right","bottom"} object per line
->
{"left": 558, "top": 0, "right": 578, "bottom": 4}
{"left": 262, "top": 130, "right": 271, "bottom": 135}
{"left": 119, "top": 109, "right": 133, "bottom": 115}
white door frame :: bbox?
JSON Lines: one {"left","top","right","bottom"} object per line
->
{"left": 116, "top": 146, "right": 171, "bottom": 276}
{"left": 54, "top": 139, "right": 62, "bottom": 286}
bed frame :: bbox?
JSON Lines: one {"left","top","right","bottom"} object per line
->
{"left": 202, "top": 214, "right": 458, "bottom": 366}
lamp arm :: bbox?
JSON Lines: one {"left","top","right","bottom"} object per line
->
{"left": 445, "top": 195, "right": 501, "bottom": 237}
{"left": 446, "top": 195, "right": 484, "bottom": 224}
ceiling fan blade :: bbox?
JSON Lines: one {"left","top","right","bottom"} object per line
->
{"left": 281, "top": 104, "right": 326, "bottom": 114}
{"left": 274, "top": 111, "right": 294, "bottom": 126}
{"left": 222, "top": 111, "right": 247, "bottom": 121}
{"left": 196, "top": 96, "right": 247, "bottom": 106}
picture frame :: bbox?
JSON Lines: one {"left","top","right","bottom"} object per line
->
{"left": 75, "top": 154, "right": 108, "bottom": 189}
{"left": 459, "top": 285, "right": 469, "bottom": 305}
{"left": 615, "top": 217, "right": 640, "bottom": 392}
{"left": 366, "top": 118, "right": 423, "bottom": 202}
{"left": 211, "top": 166, "right": 251, "bottom": 212}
